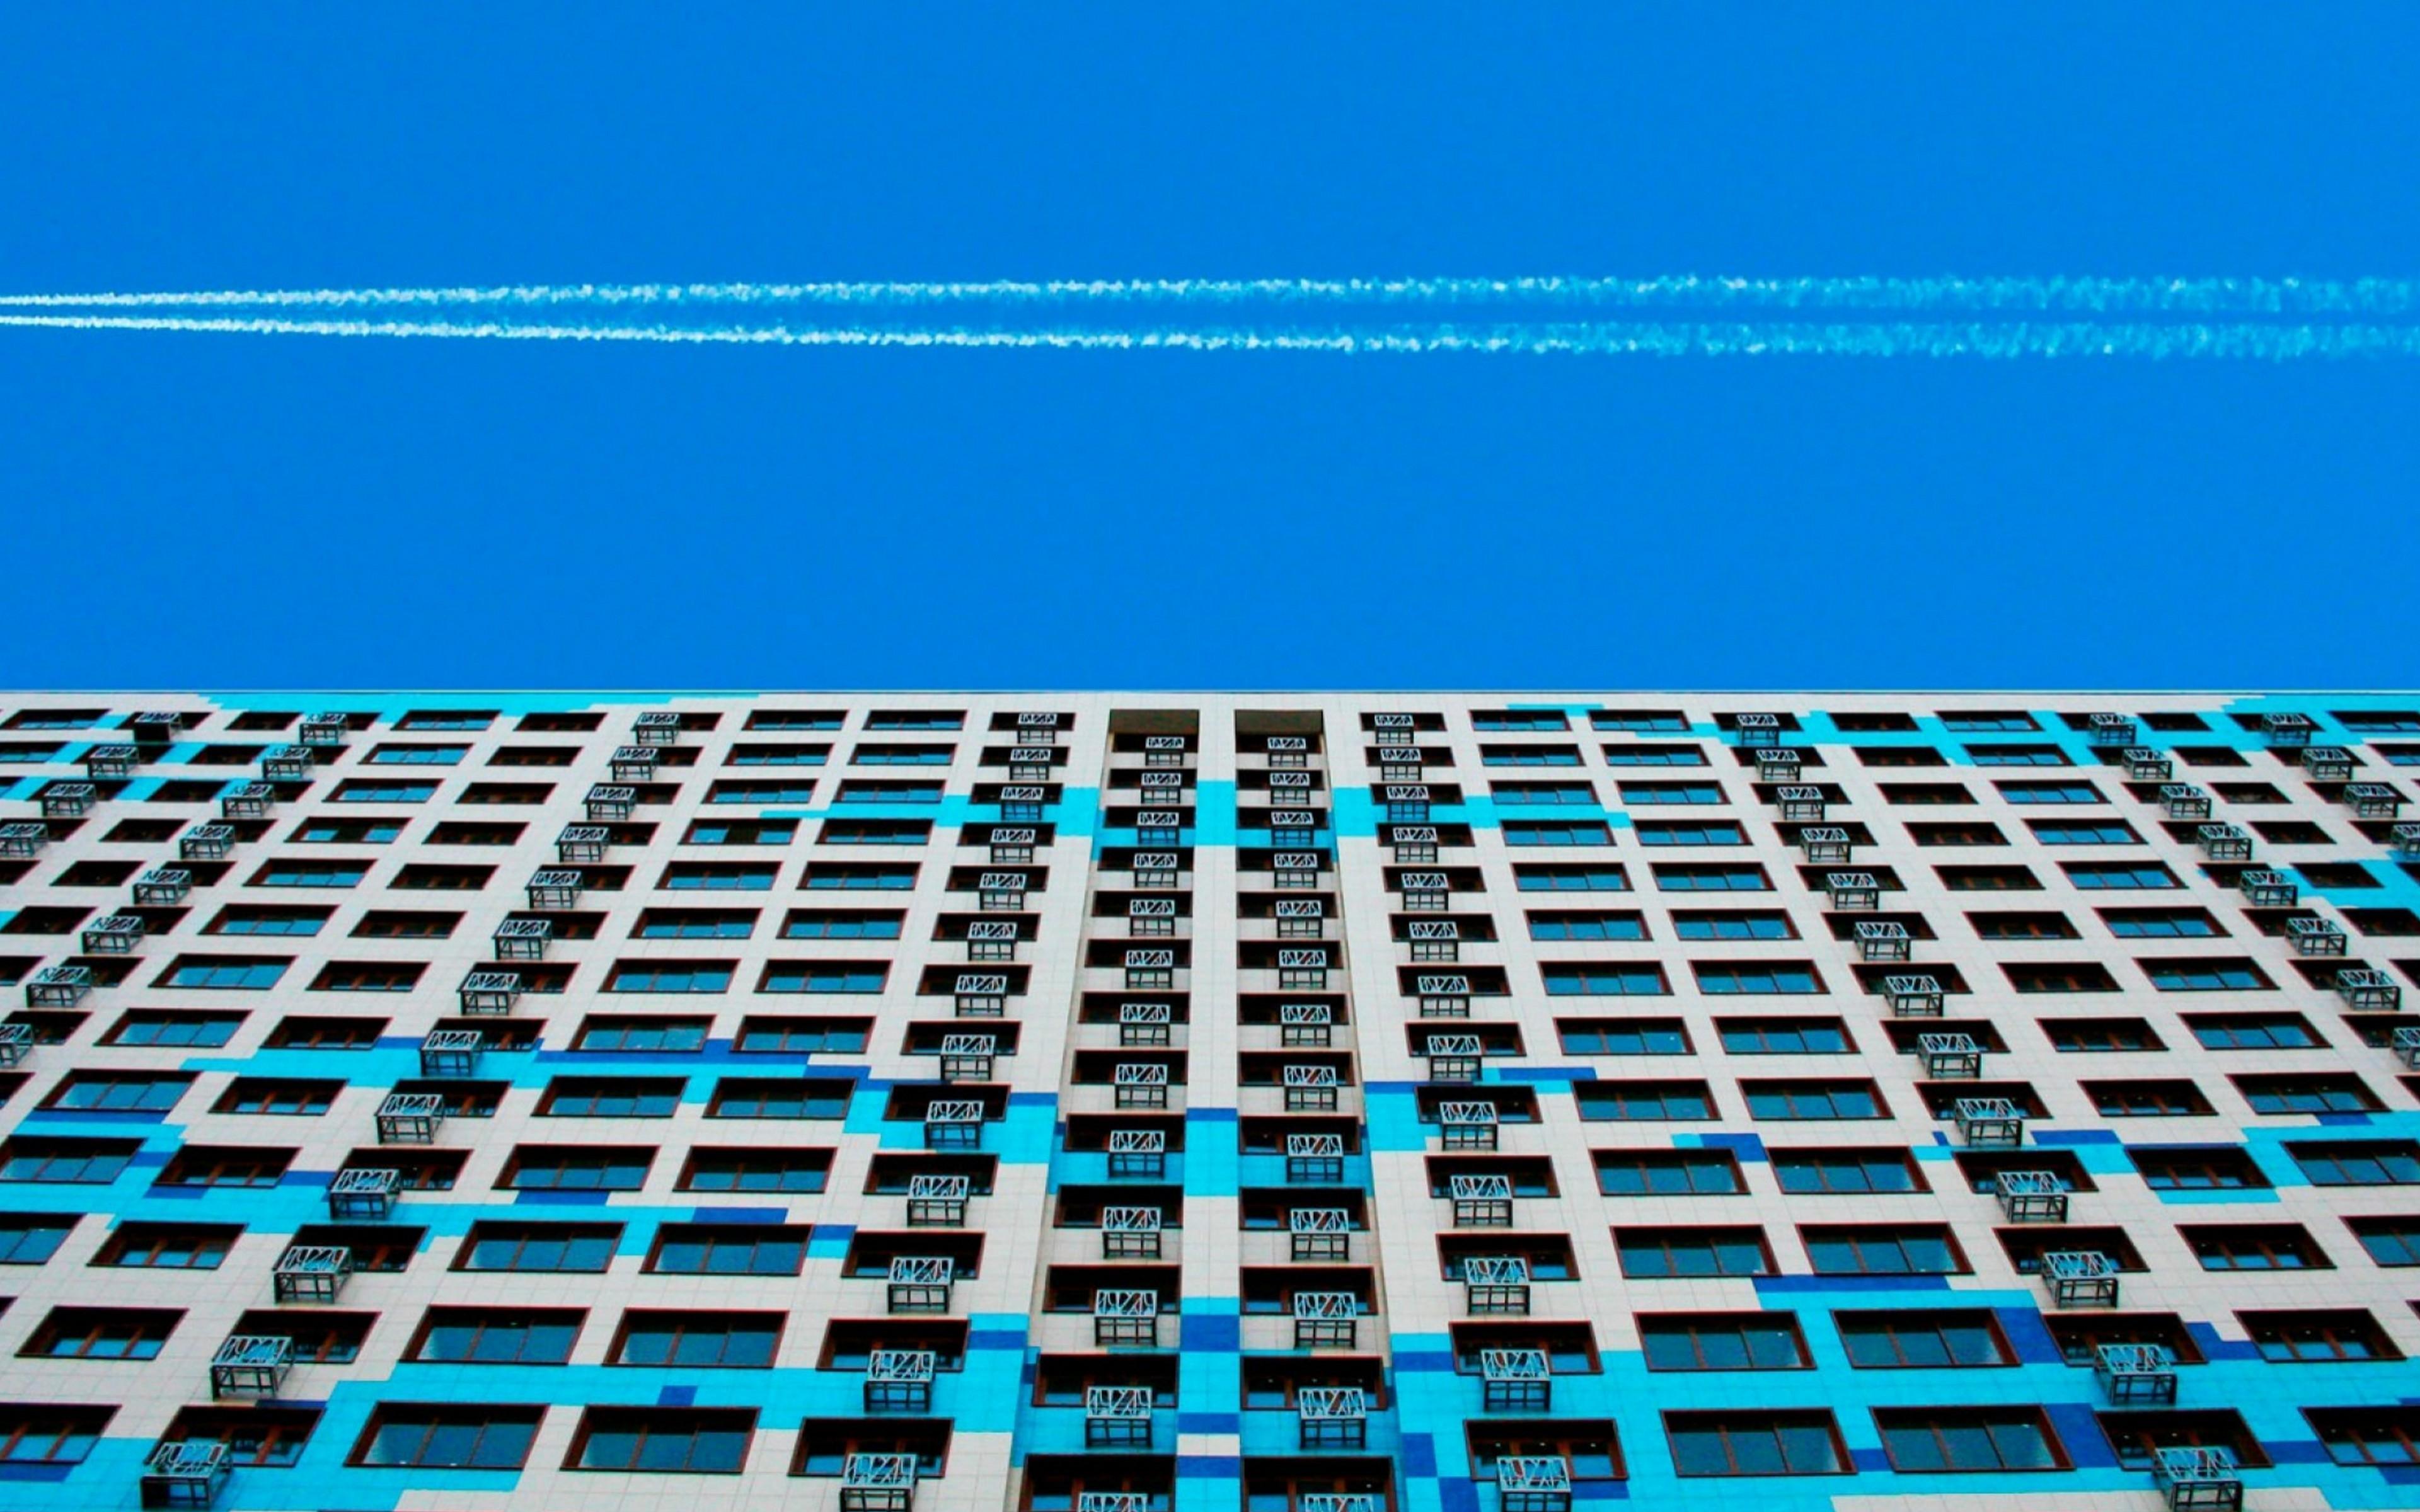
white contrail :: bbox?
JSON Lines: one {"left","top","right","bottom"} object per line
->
{"left": 3, "top": 275, "right": 2419, "bottom": 316}
{"left": 7, "top": 311, "right": 2420, "bottom": 358}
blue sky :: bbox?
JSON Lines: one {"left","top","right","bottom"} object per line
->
{"left": 2, "top": 4, "right": 2416, "bottom": 690}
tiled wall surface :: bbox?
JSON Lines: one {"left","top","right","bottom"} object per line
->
{"left": 0, "top": 692, "right": 2415, "bottom": 1511}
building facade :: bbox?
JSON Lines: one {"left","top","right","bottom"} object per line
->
{"left": 0, "top": 692, "right": 2416, "bottom": 1512}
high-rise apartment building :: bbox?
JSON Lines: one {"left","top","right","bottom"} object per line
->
{"left": 0, "top": 692, "right": 2416, "bottom": 1512}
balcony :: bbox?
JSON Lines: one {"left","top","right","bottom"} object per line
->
{"left": 865, "top": 1349, "right": 936, "bottom": 1413}
{"left": 885, "top": 1256, "right": 954, "bottom": 1314}
{"left": 1092, "top": 1287, "right": 1159, "bottom": 1346}
{"left": 1995, "top": 1171, "right": 2070, "bottom": 1223}
{"left": 905, "top": 1174, "right": 970, "bottom": 1228}
{"left": 839, "top": 1453, "right": 918, "bottom": 1512}
{"left": 1085, "top": 1387, "right": 1155, "bottom": 1448}
{"left": 1480, "top": 1348, "right": 1551, "bottom": 1412}
{"left": 1439, "top": 1101, "right": 1499, "bottom": 1151}
{"left": 2042, "top": 1250, "right": 2122, "bottom": 1309}
{"left": 208, "top": 1334, "right": 294, "bottom": 1400}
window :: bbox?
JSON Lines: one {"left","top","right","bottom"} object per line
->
{"left": 635, "top": 908, "right": 760, "bottom": 939}
{"left": 311, "top": 961, "right": 427, "bottom": 993}
{"left": 2100, "top": 907, "right": 2221, "bottom": 938}
{"left": 2095, "top": 1408, "right": 2266, "bottom": 1471}
{"left": 330, "top": 780, "right": 438, "bottom": 803}
{"left": 279, "top": 1223, "right": 415, "bottom": 1274}
{"left": 2312, "top": 1407, "right": 2420, "bottom": 1466}
{"left": 2043, "top": 1017, "right": 2163, "bottom": 1053}
{"left": 1494, "top": 781, "right": 1599, "bottom": 805}
{"left": 500, "top": 1145, "right": 652, "bottom": 1191}
{"left": 159, "top": 954, "right": 290, "bottom": 989}
{"left": 2129, "top": 1146, "right": 2269, "bottom": 1190}
{"left": 683, "top": 820, "right": 797, "bottom": 845}
{"left": 2348, "top": 1217, "right": 2420, "bottom": 1266}
{"left": 93, "top": 1221, "right": 238, "bottom": 1269}
{"left": 1652, "top": 864, "right": 1770, "bottom": 891}
{"left": 1514, "top": 865, "right": 1630, "bottom": 891}
{"left": 1557, "top": 1019, "right": 1690, "bottom": 1056}
{"left": 214, "top": 1077, "right": 341, "bottom": 1115}
{"left": 0, "top": 1215, "right": 74, "bottom": 1265}
{"left": 1965, "top": 744, "right": 2069, "bottom": 766}
{"left": 20, "top": 1305, "right": 180, "bottom": 1360}
{"left": 1772, "top": 1148, "right": 1920, "bottom": 1194}
{"left": 2235, "top": 1073, "right": 2382, "bottom": 1114}
{"left": 749, "top": 709, "right": 844, "bottom": 731}
{"left": 539, "top": 1077, "right": 683, "bottom": 1118}
{"left": 2144, "top": 958, "right": 2270, "bottom": 992}
{"left": 680, "top": 1147, "right": 833, "bottom": 1193}
{"left": 1602, "top": 743, "right": 1706, "bottom": 765}
{"left": 392, "top": 862, "right": 495, "bottom": 889}
{"left": 1504, "top": 821, "right": 1615, "bottom": 847}
{"left": 2086, "top": 1080, "right": 2213, "bottom": 1117}
{"left": 660, "top": 863, "right": 778, "bottom": 890}
{"left": 1543, "top": 963, "right": 1669, "bottom": 996}
{"left": 1639, "top": 1312, "right": 1807, "bottom": 1370}
{"left": 105, "top": 1009, "right": 245, "bottom": 1046}
{"left": 790, "top": 1419, "right": 952, "bottom": 1477}
{"left": 1576, "top": 1080, "right": 1713, "bottom": 1121}
{"left": 408, "top": 1307, "right": 584, "bottom": 1364}
{"left": 852, "top": 744, "right": 957, "bottom": 765}
{"left": 367, "top": 743, "right": 468, "bottom": 765}
{"left": 1876, "top": 1408, "right": 2064, "bottom": 1472}
{"left": 397, "top": 710, "right": 495, "bottom": 730}
{"left": 709, "top": 1079, "right": 854, "bottom": 1119}
{"left": 161, "top": 1404, "right": 323, "bottom": 1467}
{"left": 1635, "top": 821, "right": 1744, "bottom": 845}
{"left": 156, "top": 1145, "right": 292, "bottom": 1188}
{"left": 2183, "top": 1223, "right": 2332, "bottom": 1271}
{"left": 572, "top": 1407, "right": 755, "bottom": 1473}
{"left": 708, "top": 781, "right": 819, "bottom": 804}
{"left": 1594, "top": 1149, "right": 1742, "bottom": 1196}
{"left": 2289, "top": 1140, "right": 2420, "bottom": 1186}
{"left": 1483, "top": 744, "right": 1583, "bottom": 766}
{"left": 648, "top": 1223, "right": 810, "bottom": 1275}
{"left": 352, "top": 1404, "right": 544, "bottom": 1469}
{"left": 782, "top": 909, "right": 904, "bottom": 940}
{"left": 760, "top": 960, "right": 889, "bottom": 994}
{"left": 2241, "top": 1309, "right": 2401, "bottom": 1362}
{"left": 1451, "top": 1320, "right": 1601, "bottom": 1375}
{"left": 352, "top": 910, "right": 461, "bottom": 939}
{"left": 1615, "top": 1226, "right": 1773, "bottom": 1278}
{"left": 1466, "top": 1420, "right": 1624, "bottom": 1480}
{"left": 819, "top": 820, "right": 932, "bottom": 845}
{"left": 2063, "top": 862, "right": 2180, "bottom": 890}
{"left": 1939, "top": 864, "right": 2042, "bottom": 891}
{"left": 265, "top": 1015, "right": 385, "bottom": 1050}
{"left": 2002, "top": 961, "right": 2120, "bottom": 994}
{"left": 1526, "top": 910, "right": 1646, "bottom": 941}
{"left": 1908, "top": 821, "right": 2008, "bottom": 847}
{"left": 611, "top": 1312, "right": 783, "bottom": 1368}
{"left": 1802, "top": 1224, "right": 1965, "bottom": 1274}
{"left": 727, "top": 743, "right": 829, "bottom": 765}
{"left": 0, "top": 1405, "right": 113, "bottom": 1465}
{"left": 1744, "top": 1080, "right": 1882, "bottom": 1120}
{"left": 1694, "top": 962, "right": 1822, "bottom": 995}
{"left": 1, "top": 1135, "right": 137, "bottom": 1183}
{"left": 42, "top": 1069, "right": 190, "bottom": 1113}
{"left": 2028, "top": 820, "right": 2140, "bottom": 845}
{"left": 1719, "top": 1018, "right": 1849, "bottom": 1054}
{"left": 1619, "top": 782, "right": 1723, "bottom": 805}
{"left": 208, "top": 904, "right": 330, "bottom": 937}
{"left": 1674, "top": 910, "right": 1794, "bottom": 940}
{"left": 2187, "top": 1012, "right": 2318, "bottom": 1049}
{"left": 577, "top": 1014, "right": 710, "bottom": 1051}
{"left": 604, "top": 961, "right": 733, "bottom": 993}
{"left": 457, "top": 1221, "right": 621, "bottom": 1273}
{"left": 1838, "top": 1310, "right": 2010, "bottom": 1367}
{"left": 1593, "top": 709, "right": 1688, "bottom": 732}
{"left": 804, "top": 863, "right": 919, "bottom": 890}
{"left": 1997, "top": 781, "right": 2105, "bottom": 804}
{"left": 1665, "top": 1410, "right": 1845, "bottom": 1476}
{"left": 288, "top": 818, "right": 398, "bottom": 844}
{"left": 735, "top": 1016, "right": 872, "bottom": 1054}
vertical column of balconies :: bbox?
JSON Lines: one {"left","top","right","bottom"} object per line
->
{"left": 1011, "top": 710, "right": 1204, "bottom": 1512}
{"left": 1229, "top": 709, "right": 1397, "bottom": 1512}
